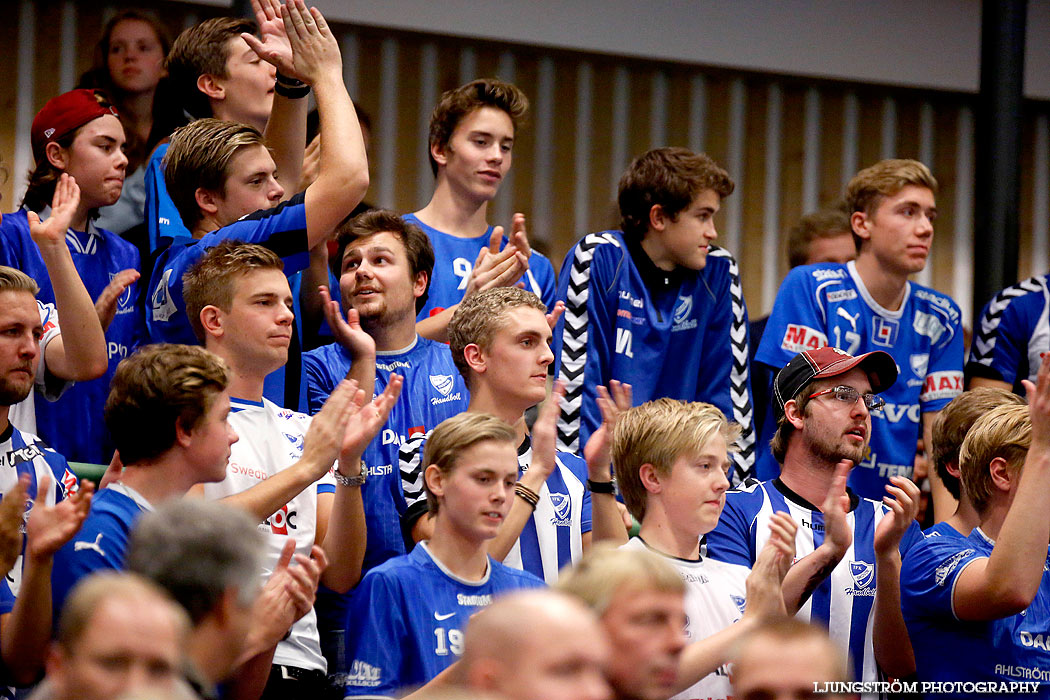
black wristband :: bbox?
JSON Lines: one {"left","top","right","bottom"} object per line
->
{"left": 275, "top": 71, "right": 310, "bottom": 99}
{"left": 587, "top": 479, "right": 616, "bottom": 494}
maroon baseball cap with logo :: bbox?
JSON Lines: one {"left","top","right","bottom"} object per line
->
{"left": 772, "top": 346, "right": 897, "bottom": 418}
{"left": 31, "top": 89, "right": 119, "bottom": 163}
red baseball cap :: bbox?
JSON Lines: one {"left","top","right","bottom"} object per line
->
{"left": 772, "top": 346, "right": 897, "bottom": 417}
{"left": 31, "top": 89, "right": 119, "bottom": 163}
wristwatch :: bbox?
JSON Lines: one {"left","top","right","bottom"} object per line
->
{"left": 334, "top": 469, "right": 367, "bottom": 488}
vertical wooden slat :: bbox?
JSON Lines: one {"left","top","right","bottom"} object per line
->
{"left": 1018, "top": 114, "right": 1036, "bottom": 281}
{"left": 663, "top": 69, "right": 692, "bottom": 149}
{"left": 819, "top": 89, "right": 846, "bottom": 206}
{"left": 857, "top": 91, "right": 884, "bottom": 172}
{"left": 779, "top": 84, "right": 807, "bottom": 281}
{"left": 930, "top": 102, "right": 961, "bottom": 299}
{"left": 547, "top": 55, "right": 579, "bottom": 263}
{"left": 586, "top": 62, "right": 614, "bottom": 235}
{"left": 737, "top": 79, "right": 764, "bottom": 311}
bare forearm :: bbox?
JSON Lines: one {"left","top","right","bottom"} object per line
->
{"left": 264, "top": 94, "right": 308, "bottom": 203}
{"left": 38, "top": 243, "right": 107, "bottom": 380}
{"left": 782, "top": 545, "right": 842, "bottom": 613}
{"left": 346, "top": 353, "right": 376, "bottom": 400}
{"left": 299, "top": 246, "right": 330, "bottom": 340}
{"left": 305, "top": 75, "right": 368, "bottom": 247}
{"left": 221, "top": 461, "right": 321, "bottom": 523}
{"left": 872, "top": 552, "right": 915, "bottom": 678}
{"left": 589, "top": 493, "right": 628, "bottom": 545}
{"left": 674, "top": 617, "right": 758, "bottom": 693}
{"left": 487, "top": 497, "right": 536, "bottom": 561}
{"left": 416, "top": 307, "right": 455, "bottom": 344}
{"left": 319, "top": 481, "right": 366, "bottom": 593}
{"left": 2, "top": 559, "right": 53, "bottom": 685}
{"left": 228, "top": 646, "right": 278, "bottom": 700}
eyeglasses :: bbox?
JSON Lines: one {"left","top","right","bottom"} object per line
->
{"left": 807, "top": 385, "right": 885, "bottom": 412}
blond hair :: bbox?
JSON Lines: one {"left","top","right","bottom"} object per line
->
{"left": 163, "top": 118, "right": 267, "bottom": 230}
{"left": 0, "top": 266, "right": 39, "bottom": 297}
{"left": 447, "top": 287, "right": 546, "bottom": 384}
{"left": 423, "top": 412, "right": 517, "bottom": 515}
{"left": 959, "top": 403, "right": 1030, "bottom": 514}
{"left": 182, "top": 240, "right": 285, "bottom": 342}
{"left": 932, "top": 389, "right": 1026, "bottom": 500}
{"left": 613, "top": 399, "right": 740, "bottom": 521}
{"left": 555, "top": 544, "right": 684, "bottom": 616}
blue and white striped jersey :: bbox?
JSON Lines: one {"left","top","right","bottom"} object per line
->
{"left": 755, "top": 261, "right": 964, "bottom": 499}
{"left": 402, "top": 214, "right": 557, "bottom": 321}
{"left": 703, "top": 477, "right": 922, "bottom": 683}
{"left": 967, "top": 274, "right": 1050, "bottom": 393}
{"left": 901, "top": 528, "right": 1050, "bottom": 696}
{"left": 399, "top": 434, "right": 592, "bottom": 584}
{"left": 552, "top": 231, "right": 755, "bottom": 480}
{"left": 0, "top": 208, "right": 144, "bottom": 464}
{"left": 342, "top": 542, "right": 544, "bottom": 698}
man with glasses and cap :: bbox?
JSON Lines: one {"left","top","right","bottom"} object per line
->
{"left": 704, "top": 346, "right": 923, "bottom": 685}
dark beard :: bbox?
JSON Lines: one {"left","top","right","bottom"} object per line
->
{"left": 805, "top": 431, "right": 866, "bottom": 467}
{"left": 0, "top": 378, "right": 33, "bottom": 407}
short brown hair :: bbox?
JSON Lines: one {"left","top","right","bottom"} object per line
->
{"left": 105, "top": 344, "right": 229, "bottom": 465}
{"left": 959, "top": 403, "right": 1030, "bottom": 514}
{"left": 0, "top": 266, "right": 39, "bottom": 297}
{"left": 423, "top": 412, "right": 516, "bottom": 515}
{"left": 932, "top": 389, "right": 1026, "bottom": 500}
{"left": 614, "top": 399, "right": 740, "bottom": 522}
{"left": 163, "top": 118, "right": 267, "bottom": 231}
{"left": 448, "top": 288, "right": 546, "bottom": 385}
{"left": 167, "top": 17, "right": 257, "bottom": 120}
{"left": 428, "top": 79, "right": 529, "bottom": 177}
{"left": 555, "top": 544, "right": 684, "bottom": 616}
{"left": 768, "top": 382, "right": 819, "bottom": 464}
{"left": 845, "top": 159, "right": 938, "bottom": 251}
{"left": 786, "top": 203, "right": 853, "bottom": 269}
{"left": 332, "top": 209, "right": 435, "bottom": 314}
{"left": 618, "top": 147, "right": 734, "bottom": 240}
{"left": 183, "top": 240, "right": 285, "bottom": 342}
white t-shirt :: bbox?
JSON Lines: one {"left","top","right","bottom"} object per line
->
{"left": 621, "top": 537, "right": 750, "bottom": 700}
{"left": 202, "top": 397, "right": 335, "bottom": 673}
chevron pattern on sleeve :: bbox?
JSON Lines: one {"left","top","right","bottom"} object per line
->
{"left": 971, "top": 276, "right": 1045, "bottom": 366}
{"left": 398, "top": 433, "right": 429, "bottom": 510}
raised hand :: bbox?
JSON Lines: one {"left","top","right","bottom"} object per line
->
{"left": 278, "top": 0, "right": 341, "bottom": 87}
{"left": 28, "top": 174, "right": 80, "bottom": 248}
{"left": 873, "top": 476, "right": 920, "bottom": 556}
{"left": 301, "top": 379, "right": 361, "bottom": 478}
{"left": 1023, "top": 350, "right": 1050, "bottom": 450}
{"left": 583, "top": 381, "right": 632, "bottom": 480}
{"left": 463, "top": 226, "right": 529, "bottom": 300}
{"left": 546, "top": 300, "right": 565, "bottom": 330}
{"left": 320, "top": 285, "right": 375, "bottom": 361}
{"left": 506, "top": 213, "right": 532, "bottom": 259}
{"left": 0, "top": 475, "right": 30, "bottom": 580}
{"left": 338, "top": 374, "right": 403, "bottom": 467}
{"left": 820, "top": 460, "right": 853, "bottom": 558}
{"left": 25, "top": 475, "right": 94, "bottom": 562}
{"left": 95, "top": 269, "right": 140, "bottom": 331}
{"left": 249, "top": 540, "right": 328, "bottom": 651}
{"left": 746, "top": 512, "right": 797, "bottom": 618}
{"left": 241, "top": 0, "right": 301, "bottom": 80}
{"left": 528, "top": 381, "right": 564, "bottom": 485}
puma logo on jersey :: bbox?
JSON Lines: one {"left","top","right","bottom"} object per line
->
{"left": 74, "top": 533, "right": 106, "bottom": 558}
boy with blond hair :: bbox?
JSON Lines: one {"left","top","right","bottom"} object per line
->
{"left": 613, "top": 399, "right": 795, "bottom": 700}
{"left": 901, "top": 353, "right": 1050, "bottom": 691}
{"left": 755, "top": 159, "right": 964, "bottom": 496}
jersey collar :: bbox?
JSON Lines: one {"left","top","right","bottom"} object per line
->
{"left": 625, "top": 232, "right": 689, "bottom": 293}
{"left": 773, "top": 477, "right": 859, "bottom": 513}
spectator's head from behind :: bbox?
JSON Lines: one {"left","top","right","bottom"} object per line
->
{"left": 614, "top": 399, "right": 739, "bottom": 537}
{"left": 557, "top": 545, "right": 687, "bottom": 700}
{"left": 845, "top": 159, "right": 938, "bottom": 277}
{"left": 932, "top": 388, "right": 1026, "bottom": 501}
{"left": 164, "top": 118, "right": 282, "bottom": 235}
{"left": 769, "top": 347, "right": 897, "bottom": 467}
{"left": 23, "top": 89, "right": 127, "bottom": 215}
{"left": 333, "top": 209, "right": 435, "bottom": 324}
{"left": 460, "top": 590, "right": 611, "bottom": 700}
{"left": 105, "top": 344, "right": 233, "bottom": 482}
{"left": 48, "top": 572, "right": 189, "bottom": 700}
{"left": 959, "top": 403, "right": 1031, "bottom": 517}
{"left": 427, "top": 79, "right": 529, "bottom": 202}
{"left": 167, "top": 17, "right": 272, "bottom": 129}
{"left": 618, "top": 147, "right": 734, "bottom": 272}
{"left": 730, "top": 618, "right": 854, "bottom": 700}
{"left": 126, "top": 499, "right": 264, "bottom": 682}
{"left": 422, "top": 412, "right": 518, "bottom": 544}
{"left": 448, "top": 288, "right": 550, "bottom": 407}
{"left": 0, "top": 267, "right": 42, "bottom": 408}
{"left": 786, "top": 203, "right": 855, "bottom": 269}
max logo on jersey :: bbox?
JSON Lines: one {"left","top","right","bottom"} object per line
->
{"left": 919, "top": 371, "right": 964, "bottom": 403}
{"left": 846, "top": 560, "right": 876, "bottom": 596}
{"left": 781, "top": 324, "right": 828, "bottom": 353}
{"left": 549, "top": 492, "right": 571, "bottom": 526}
{"left": 430, "top": 374, "right": 454, "bottom": 397}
